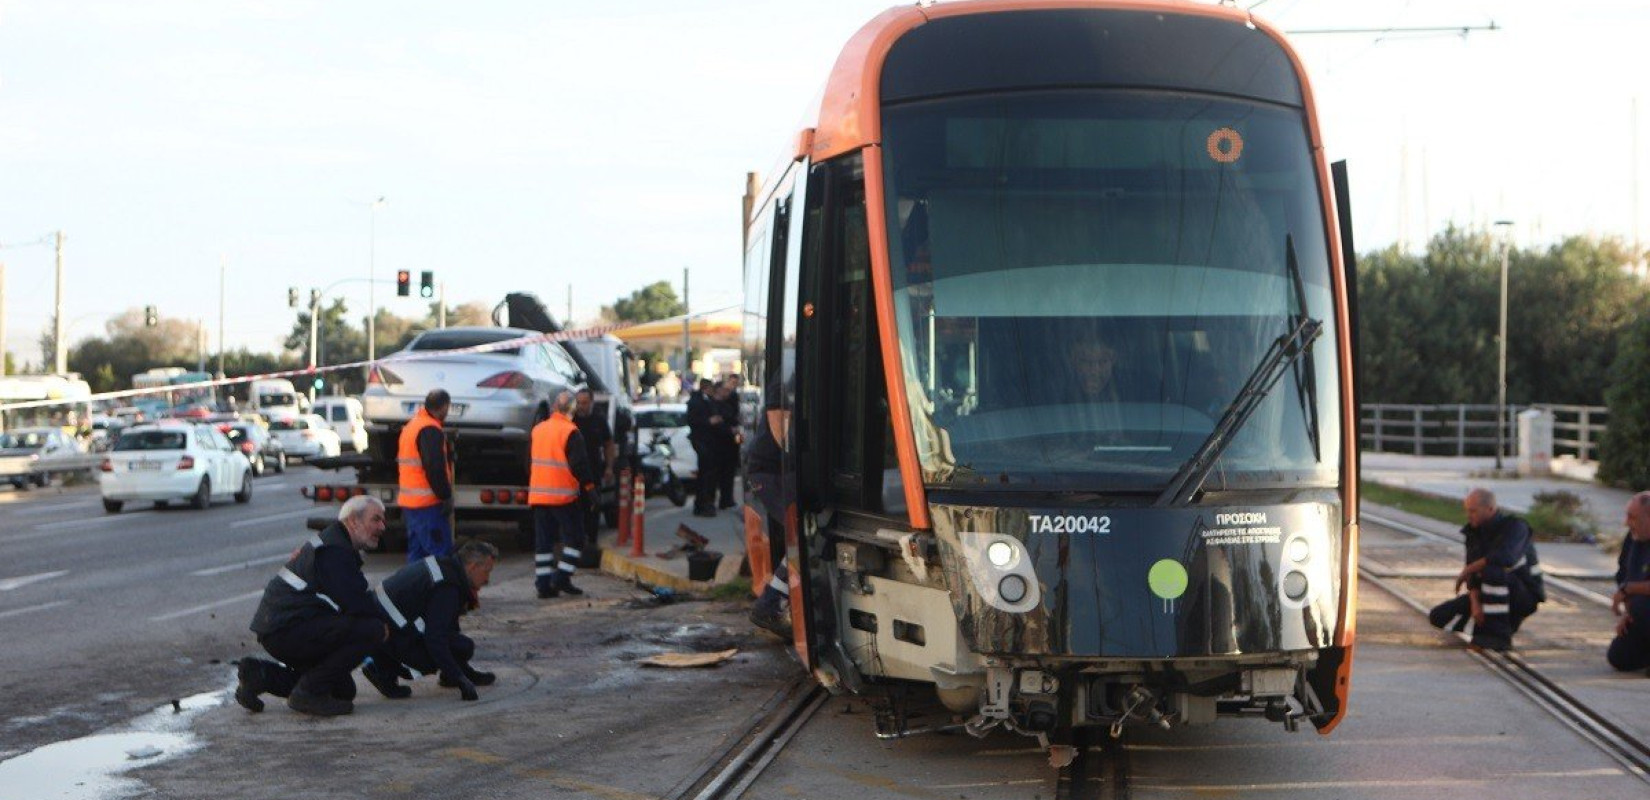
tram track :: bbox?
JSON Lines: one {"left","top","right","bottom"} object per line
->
{"left": 1359, "top": 567, "right": 1650, "bottom": 785}
{"left": 661, "top": 677, "right": 827, "bottom": 800}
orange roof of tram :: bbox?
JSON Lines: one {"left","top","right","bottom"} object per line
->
{"left": 808, "top": 0, "right": 1303, "bottom": 162}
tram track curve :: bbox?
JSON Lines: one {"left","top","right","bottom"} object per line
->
{"left": 1357, "top": 527, "right": 1650, "bottom": 786}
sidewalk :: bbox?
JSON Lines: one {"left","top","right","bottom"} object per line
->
{"left": 1362, "top": 451, "right": 1633, "bottom": 538}
{"left": 598, "top": 489, "right": 748, "bottom": 593}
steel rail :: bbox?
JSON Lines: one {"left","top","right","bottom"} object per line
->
{"left": 663, "top": 677, "right": 825, "bottom": 800}
{"left": 1359, "top": 568, "right": 1650, "bottom": 785}
{"left": 1363, "top": 510, "right": 1616, "bottom": 607}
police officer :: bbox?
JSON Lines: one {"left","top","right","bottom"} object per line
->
{"left": 398, "top": 389, "right": 455, "bottom": 562}
{"left": 1608, "top": 492, "right": 1650, "bottom": 673}
{"left": 686, "top": 379, "right": 721, "bottom": 517}
{"left": 713, "top": 377, "right": 742, "bottom": 510}
{"left": 1428, "top": 488, "right": 1546, "bottom": 652}
{"left": 573, "top": 388, "right": 615, "bottom": 537}
{"left": 237, "top": 495, "right": 393, "bottom": 716}
{"left": 366, "top": 540, "right": 500, "bottom": 701}
{"left": 529, "top": 391, "right": 595, "bottom": 599}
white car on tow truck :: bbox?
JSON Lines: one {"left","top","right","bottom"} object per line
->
{"left": 99, "top": 422, "right": 252, "bottom": 513}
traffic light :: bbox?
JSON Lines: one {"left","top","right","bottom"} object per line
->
{"left": 396, "top": 270, "right": 411, "bottom": 297}
{"left": 313, "top": 377, "right": 325, "bottom": 391}
{"left": 144, "top": 305, "right": 158, "bottom": 327}
{"left": 419, "top": 270, "right": 435, "bottom": 298}
{"left": 287, "top": 287, "right": 298, "bottom": 308}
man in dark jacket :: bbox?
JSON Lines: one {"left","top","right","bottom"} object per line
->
{"left": 1428, "top": 488, "right": 1545, "bottom": 652}
{"left": 236, "top": 495, "right": 392, "bottom": 716}
{"left": 1608, "top": 492, "right": 1650, "bottom": 673}
{"left": 686, "top": 378, "right": 722, "bottom": 517}
{"left": 713, "top": 377, "right": 743, "bottom": 510}
{"left": 365, "top": 540, "right": 500, "bottom": 700}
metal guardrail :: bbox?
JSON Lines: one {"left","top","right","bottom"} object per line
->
{"left": 1359, "top": 403, "right": 1608, "bottom": 461}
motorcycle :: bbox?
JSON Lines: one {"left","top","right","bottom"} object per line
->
{"left": 638, "top": 430, "right": 688, "bottom": 507}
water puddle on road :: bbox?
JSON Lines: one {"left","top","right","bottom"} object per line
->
{"left": 0, "top": 691, "right": 223, "bottom": 799}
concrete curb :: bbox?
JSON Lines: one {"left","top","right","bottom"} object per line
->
{"left": 598, "top": 534, "right": 748, "bottom": 593}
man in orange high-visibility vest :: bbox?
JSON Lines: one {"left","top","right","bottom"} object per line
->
{"left": 398, "top": 389, "right": 455, "bottom": 562}
{"left": 529, "top": 391, "right": 595, "bottom": 599}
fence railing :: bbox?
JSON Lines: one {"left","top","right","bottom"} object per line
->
{"left": 1359, "top": 403, "right": 1608, "bottom": 461}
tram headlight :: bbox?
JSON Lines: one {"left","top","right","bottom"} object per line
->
{"left": 986, "top": 540, "right": 1017, "bottom": 569}
{"left": 1285, "top": 536, "right": 1311, "bottom": 563}
{"left": 1282, "top": 570, "right": 1309, "bottom": 601}
{"left": 998, "top": 574, "right": 1029, "bottom": 604}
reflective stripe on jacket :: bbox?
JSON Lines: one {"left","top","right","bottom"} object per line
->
{"left": 397, "top": 408, "right": 448, "bottom": 509}
{"left": 528, "top": 413, "right": 580, "bottom": 506}
{"left": 380, "top": 554, "right": 468, "bottom": 633}
{"left": 249, "top": 522, "right": 352, "bottom": 636}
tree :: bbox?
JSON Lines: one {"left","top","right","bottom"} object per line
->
{"left": 1600, "top": 315, "right": 1650, "bottom": 488}
{"left": 1356, "top": 228, "right": 1645, "bottom": 406}
{"left": 283, "top": 299, "right": 367, "bottom": 394}
{"left": 66, "top": 308, "right": 212, "bottom": 393}
{"left": 602, "top": 281, "right": 684, "bottom": 324}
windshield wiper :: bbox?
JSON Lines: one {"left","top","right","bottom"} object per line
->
{"left": 1155, "top": 236, "right": 1321, "bottom": 507}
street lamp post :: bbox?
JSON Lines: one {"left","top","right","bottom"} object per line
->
{"left": 1494, "top": 220, "right": 1514, "bottom": 471}
{"left": 366, "top": 196, "right": 386, "bottom": 363}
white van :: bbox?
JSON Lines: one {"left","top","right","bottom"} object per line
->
{"left": 249, "top": 379, "right": 306, "bottom": 420}
{"left": 310, "top": 396, "right": 368, "bottom": 453}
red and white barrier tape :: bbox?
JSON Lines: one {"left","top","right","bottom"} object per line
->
{"left": 0, "top": 321, "right": 633, "bottom": 413}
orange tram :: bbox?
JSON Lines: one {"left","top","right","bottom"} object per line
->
{"left": 739, "top": 0, "right": 1360, "bottom": 747}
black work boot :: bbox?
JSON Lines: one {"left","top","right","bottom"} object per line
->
{"left": 234, "top": 659, "right": 266, "bottom": 713}
{"left": 557, "top": 573, "right": 585, "bottom": 597}
{"left": 749, "top": 603, "right": 792, "bottom": 640}
{"left": 287, "top": 686, "right": 352, "bottom": 717}
{"left": 463, "top": 663, "right": 496, "bottom": 687}
{"left": 362, "top": 660, "right": 412, "bottom": 699}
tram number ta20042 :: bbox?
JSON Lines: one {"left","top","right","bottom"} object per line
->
{"left": 1029, "top": 514, "right": 1113, "bottom": 535}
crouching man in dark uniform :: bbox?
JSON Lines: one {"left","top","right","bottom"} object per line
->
{"left": 1608, "top": 492, "right": 1650, "bottom": 674}
{"left": 237, "top": 495, "right": 392, "bottom": 716}
{"left": 1429, "top": 488, "right": 1546, "bottom": 652}
{"left": 366, "top": 540, "right": 500, "bottom": 701}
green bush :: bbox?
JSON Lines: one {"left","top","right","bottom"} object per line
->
{"left": 1525, "top": 489, "right": 1597, "bottom": 543}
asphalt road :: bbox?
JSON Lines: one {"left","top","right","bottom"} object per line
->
{"left": 4, "top": 487, "right": 1648, "bottom": 799}
{"left": 0, "top": 465, "right": 387, "bottom": 758}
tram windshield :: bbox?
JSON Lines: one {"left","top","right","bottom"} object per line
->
{"left": 882, "top": 90, "right": 1342, "bottom": 492}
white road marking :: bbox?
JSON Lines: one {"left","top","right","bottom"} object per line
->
{"left": 229, "top": 508, "right": 319, "bottom": 529}
{"left": 0, "top": 570, "right": 69, "bottom": 591}
{"left": 29, "top": 514, "right": 136, "bottom": 532}
{"left": 148, "top": 590, "right": 263, "bottom": 622}
{"left": 12, "top": 500, "right": 100, "bottom": 516}
{"left": 0, "top": 600, "right": 72, "bottom": 621}
{"left": 191, "top": 554, "right": 289, "bottom": 577}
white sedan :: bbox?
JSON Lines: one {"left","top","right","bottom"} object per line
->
{"left": 268, "top": 414, "right": 343, "bottom": 462}
{"left": 99, "top": 422, "right": 252, "bottom": 513}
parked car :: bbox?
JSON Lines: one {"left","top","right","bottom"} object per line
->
{"left": 0, "top": 427, "right": 87, "bottom": 488}
{"left": 311, "top": 396, "right": 368, "bottom": 452}
{"left": 267, "top": 414, "right": 342, "bottom": 462}
{"left": 635, "top": 403, "right": 697, "bottom": 484}
{"left": 222, "top": 422, "right": 286, "bottom": 477}
{"left": 361, "top": 326, "right": 584, "bottom": 437}
{"left": 98, "top": 422, "right": 252, "bottom": 513}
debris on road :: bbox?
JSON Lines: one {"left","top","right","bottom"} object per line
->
{"left": 638, "top": 648, "right": 738, "bottom": 669}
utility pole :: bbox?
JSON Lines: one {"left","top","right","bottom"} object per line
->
{"left": 366, "top": 196, "right": 385, "bottom": 362}
{"left": 566, "top": 284, "right": 572, "bottom": 326}
{"left": 1494, "top": 220, "right": 1515, "bottom": 471}
{"left": 53, "top": 231, "right": 65, "bottom": 375}
{"left": 0, "top": 262, "right": 7, "bottom": 377}
{"left": 308, "top": 289, "right": 320, "bottom": 394}
{"left": 438, "top": 282, "right": 447, "bottom": 328}
{"left": 1634, "top": 97, "right": 1642, "bottom": 275}
{"left": 217, "top": 256, "right": 227, "bottom": 382}
{"left": 682, "top": 267, "right": 691, "bottom": 378}
{"left": 196, "top": 320, "right": 206, "bottom": 373}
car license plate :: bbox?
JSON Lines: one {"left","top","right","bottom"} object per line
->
{"left": 404, "top": 402, "right": 465, "bottom": 416}
{"left": 132, "top": 461, "right": 161, "bottom": 471}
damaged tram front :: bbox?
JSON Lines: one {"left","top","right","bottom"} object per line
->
{"left": 740, "top": 0, "right": 1360, "bottom": 745}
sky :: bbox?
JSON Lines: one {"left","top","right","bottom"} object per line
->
{"left": 1, "top": 0, "right": 1647, "bottom": 369}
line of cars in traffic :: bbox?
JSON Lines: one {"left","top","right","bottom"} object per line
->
{"left": 94, "top": 386, "right": 372, "bottom": 513}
